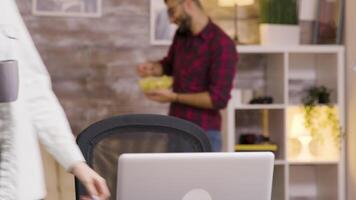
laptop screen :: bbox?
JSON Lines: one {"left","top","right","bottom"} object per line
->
{"left": 117, "top": 152, "right": 274, "bottom": 200}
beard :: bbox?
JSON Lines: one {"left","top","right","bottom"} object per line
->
{"left": 176, "top": 13, "right": 192, "bottom": 36}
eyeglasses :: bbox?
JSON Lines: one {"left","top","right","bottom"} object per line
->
{"left": 167, "top": 0, "right": 184, "bottom": 17}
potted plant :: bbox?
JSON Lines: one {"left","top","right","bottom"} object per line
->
{"left": 259, "top": 0, "right": 300, "bottom": 45}
{"left": 302, "top": 86, "right": 341, "bottom": 156}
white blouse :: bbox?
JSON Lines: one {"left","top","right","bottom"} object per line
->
{"left": 0, "top": 1, "right": 85, "bottom": 199}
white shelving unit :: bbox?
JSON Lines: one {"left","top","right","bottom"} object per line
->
{"left": 224, "top": 45, "right": 345, "bottom": 200}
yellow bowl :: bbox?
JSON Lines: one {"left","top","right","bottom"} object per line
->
{"left": 138, "top": 76, "right": 173, "bottom": 92}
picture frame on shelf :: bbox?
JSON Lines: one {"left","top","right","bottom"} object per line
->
{"left": 32, "top": 0, "right": 102, "bottom": 18}
{"left": 299, "top": 0, "right": 318, "bottom": 44}
{"left": 313, "top": 0, "right": 344, "bottom": 44}
{"left": 150, "top": 0, "right": 177, "bottom": 45}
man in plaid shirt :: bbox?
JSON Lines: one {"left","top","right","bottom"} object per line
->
{"left": 138, "top": 0, "right": 238, "bottom": 151}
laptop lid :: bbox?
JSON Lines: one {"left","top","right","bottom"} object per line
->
{"left": 117, "top": 152, "right": 274, "bottom": 200}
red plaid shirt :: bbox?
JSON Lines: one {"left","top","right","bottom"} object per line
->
{"left": 160, "top": 21, "right": 238, "bottom": 130}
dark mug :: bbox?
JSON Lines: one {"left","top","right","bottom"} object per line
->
{"left": 0, "top": 60, "right": 19, "bottom": 103}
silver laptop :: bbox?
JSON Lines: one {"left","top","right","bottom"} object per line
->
{"left": 117, "top": 152, "right": 274, "bottom": 200}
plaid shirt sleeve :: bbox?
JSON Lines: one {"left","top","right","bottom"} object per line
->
{"left": 159, "top": 36, "right": 177, "bottom": 76}
{"left": 208, "top": 38, "right": 238, "bottom": 109}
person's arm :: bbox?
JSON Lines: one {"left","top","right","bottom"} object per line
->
{"left": 159, "top": 34, "right": 177, "bottom": 76}
{"left": 13, "top": 6, "right": 109, "bottom": 199}
{"left": 207, "top": 38, "right": 238, "bottom": 109}
{"left": 0, "top": 106, "right": 17, "bottom": 200}
{"left": 137, "top": 61, "right": 163, "bottom": 77}
{"left": 137, "top": 35, "right": 176, "bottom": 78}
{"left": 146, "top": 90, "right": 214, "bottom": 109}
{"left": 174, "top": 92, "right": 214, "bottom": 109}
{"left": 146, "top": 38, "right": 238, "bottom": 110}
{"left": 24, "top": 76, "right": 109, "bottom": 199}
{"left": 71, "top": 162, "right": 109, "bottom": 199}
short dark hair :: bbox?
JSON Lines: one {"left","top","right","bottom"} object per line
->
{"left": 164, "top": 0, "right": 202, "bottom": 8}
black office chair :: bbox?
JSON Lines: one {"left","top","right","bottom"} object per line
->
{"left": 75, "top": 114, "right": 212, "bottom": 200}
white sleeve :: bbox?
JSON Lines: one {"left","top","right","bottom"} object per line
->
{"left": 0, "top": 105, "right": 17, "bottom": 200}
{"left": 24, "top": 79, "right": 85, "bottom": 171}
{"left": 9, "top": 0, "right": 85, "bottom": 171}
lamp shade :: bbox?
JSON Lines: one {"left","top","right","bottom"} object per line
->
{"left": 236, "top": 0, "right": 254, "bottom": 6}
{"left": 218, "top": 0, "right": 254, "bottom": 7}
{"left": 290, "top": 114, "right": 310, "bottom": 138}
{"left": 218, "top": 0, "right": 236, "bottom": 7}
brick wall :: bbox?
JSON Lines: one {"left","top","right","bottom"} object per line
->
{"left": 17, "top": 0, "right": 172, "bottom": 134}
{"left": 16, "top": 0, "right": 237, "bottom": 135}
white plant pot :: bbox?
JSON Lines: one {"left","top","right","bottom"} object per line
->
{"left": 260, "top": 24, "right": 300, "bottom": 46}
{"left": 299, "top": 0, "right": 318, "bottom": 21}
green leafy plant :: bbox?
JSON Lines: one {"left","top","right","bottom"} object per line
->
{"left": 259, "top": 0, "right": 298, "bottom": 25}
{"left": 302, "top": 86, "right": 341, "bottom": 146}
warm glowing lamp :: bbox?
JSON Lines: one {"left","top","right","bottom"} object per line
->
{"left": 218, "top": 0, "right": 254, "bottom": 42}
{"left": 218, "top": 0, "right": 254, "bottom": 6}
{"left": 291, "top": 114, "right": 314, "bottom": 160}
{"left": 218, "top": 0, "right": 236, "bottom": 7}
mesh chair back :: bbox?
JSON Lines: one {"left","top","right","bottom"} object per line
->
{"left": 75, "top": 114, "right": 212, "bottom": 200}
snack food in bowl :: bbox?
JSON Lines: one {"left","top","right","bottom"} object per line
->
{"left": 138, "top": 75, "right": 173, "bottom": 92}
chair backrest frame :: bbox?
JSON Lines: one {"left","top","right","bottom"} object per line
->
{"left": 75, "top": 114, "right": 212, "bottom": 200}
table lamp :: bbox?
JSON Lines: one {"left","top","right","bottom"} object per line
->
{"left": 290, "top": 113, "right": 314, "bottom": 160}
{"left": 218, "top": 0, "right": 254, "bottom": 42}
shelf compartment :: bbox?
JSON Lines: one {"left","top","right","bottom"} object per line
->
{"left": 234, "top": 53, "right": 285, "bottom": 105}
{"left": 288, "top": 53, "right": 338, "bottom": 105}
{"left": 289, "top": 165, "right": 338, "bottom": 200}
{"left": 286, "top": 106, "right": 341, "bottom": 162}
{"left": 234, "top": 109, "right": 285, "bottom": 160}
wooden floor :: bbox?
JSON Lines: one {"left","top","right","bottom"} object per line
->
{"left": 41, "top": 145, "right": 76, "bottom": 200}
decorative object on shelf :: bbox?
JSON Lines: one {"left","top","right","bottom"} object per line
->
{"left": 249, "top": 96, "right": 273, "bottom": 104}
{"left": 236, "top": 6, "right": 260, "bottom": 44}
{"left": 237, "top": 109, "right": 278, "bottom": 153}
{"left": 237, "top": 134, "right": 278, "bottom": 152}
{"left": 299, "top": 0, "right": 318, "bottom": 44}
{"left": 302, "top": 85, "right": 330, "bottom": 105}
{"left": 231, "top": 89, "right": 242, "bottom": 105}
{"left": 32, "top": 0, "right": 102, "bottom": 18}
{"left": 313, "top": 0, "right": 336, "bottom": 44}
{"left": 230, "top": 89, "right": 256, "bottom": 105}
{"left": 313, "top": 0, "right": 345, "bottom": 44}
{"left": 239, "top": 133, "right": 267, "bottom": 144}
{"left": 302, "top": 86, "right": 341, "bottom": 147}
{"left": 218, "top": 0, "right": 255, "bottom": 43}
{"left": 259, "top": 0, "right": 299, "bottom": 45}
{"left": 290, "top": 113, "right": 314, "bottom": 160}
{"left": 241, "top": 89, "right": 253, "bottom": 104}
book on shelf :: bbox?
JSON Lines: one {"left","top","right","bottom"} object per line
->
{"left": 300, "top": 0, "right": 344, "bottom": 44}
